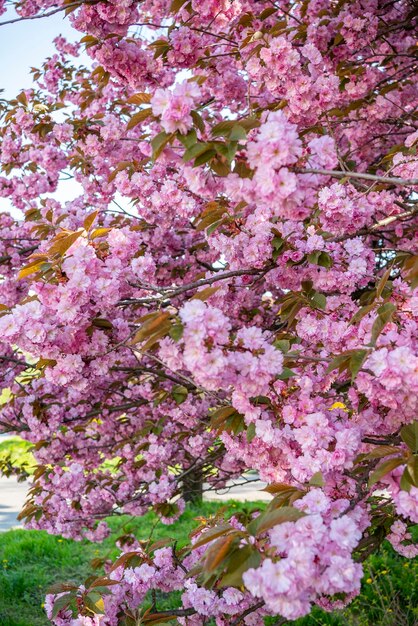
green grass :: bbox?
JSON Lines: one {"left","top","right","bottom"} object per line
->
{"left": 0, "top": 501, "right": 259, "bottom": 626}
{"left": 0, "top": 437, "right": 36, "bottom": 475}
{"left": 0, "top": 502, "right": 417, "bottom": 626}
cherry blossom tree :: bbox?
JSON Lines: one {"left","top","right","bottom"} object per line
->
{"left": 0, "top": 0, "right": 417, "bottom": 624}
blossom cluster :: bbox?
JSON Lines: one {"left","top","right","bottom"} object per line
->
{"left": 244, "top": 493, "right": 368, "bottom": 619}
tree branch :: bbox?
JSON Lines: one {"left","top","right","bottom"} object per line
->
{"left": 298, "top": 168, "right": 418, "bottom": 186}
{"left": 111, "top": 365, "right": 195, "bottom": 390}
{"left": 0, "top": 355, "right": 33, "bottom": 368}
{"left": 118, "top": 268, "right": 267, "bottom": 306}
{"left": 0, "top": 245, "right": 38, "bottom": 265}
{"left": 0, "top": 2, "right": 86, "bottom": 27}
{"left": 62, "top": 400, "right": 148, "bottom": 425}
{"left": 231, "top": 601, "right": 265, "bottom": 626}
{"left": 142, "top": 608, "right": 197, "bottom": 618}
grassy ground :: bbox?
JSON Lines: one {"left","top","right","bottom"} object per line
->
{"left": 0, "top": 502, "right": 255, "bottom": 626}
{"left": 0, "top": 501, "right": 417, "bottom": 626}
{"left": 0, "top": 436, "right": 35, "bottom": 475}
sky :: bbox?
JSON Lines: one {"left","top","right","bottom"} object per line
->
{"left": 0, "top": 7, "right": 85, "bottom": 214}
{"left": 0, "top": 9, "right": 148, "bottom": 218}
{"left": 0, "top": 8, "right": 80, "bottom": 99}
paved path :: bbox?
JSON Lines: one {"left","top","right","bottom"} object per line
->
{"left": 0, "top": 476, "right": 28, "bottom": 532}
{"left": 0, "top": 473, "right": 270, "bottom": 532}
{"left": 204, "top": 476, "right": 270, "bottom": 502}
{"left": 0, "top": 435, "right": 30, "bottom": 531}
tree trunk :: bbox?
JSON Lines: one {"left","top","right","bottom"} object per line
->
{"left": 182, "top": 468, "right": 203, "bottom": 504}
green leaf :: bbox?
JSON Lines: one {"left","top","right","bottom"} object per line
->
{"left": 91, "top": 317, "right": 113, "bottom": 330}
{"left": 348, "top": 349, "right": 368, "bottom": 379}
{"left": 206, "top": 218, "right": 225, "bottom": 235}
{"left": 84, "top": 591, "right": 105, "bottom": 614}
{"left": 177, "top": 129, "right": 197, "bottom": 149}
{"left": 326, "top": 353, "right": 351, "bottom": 375}
{"left": 51, "top": 593, "right": 72, "bottom": 619}
{"left": 400, "top": 466, "right": 412, "bottom": 492}
{"left": 362, "top": 445, "right": 400, "bottom": 461}
{"left": 272, "top": 236, "right": 284, "bottom": 261}
{"left": 183, "top": 142, "right": 211, "bottom": 162}
{"left": 212, "top": 117, "right": 258, "bottom": 138}
{"left": 127, "top": 108, "right": 153, "bottom": 130}
{"left": 150, "top": 39, "right": 171, "bottom": 59}
{"left": 307, "top": 251, "right": 321, "bottom": 264}
{"left": 368, "top": 457, "right": 405, "bottom": 488}
{"left": 326, "top": 349, "right": 368, "bottom": 380}
{"left": 169, "top": 322, "right": 184, "bottom": 342}
{"left": 172, "top": 385, "right": 188, "bottom": 405}
{"left": 192, "top": 524, "right": 234, "bottom": 549}
{"left": 311, "top": 292, "right": 327, "bottom": 311}
{"left": 151, "top": 131, "right": 171, "bottom": 160}
{"left": 194, "top": 148, "right": 217, "bottom": 166}
{"left": 219, "top": 546, "right": 261, "bottom": 587}
{"left": 246, "top": 422, "right": 256, "bottom": 442}
{"left": 211, "top": 120, "right": 236, "bottom": 137}
{"left": 191, "top": 110, "right": 205, "bottom": 133}
{"left": 307, "top": 251, "right": 332, "bottom": 267}
{"left": 370, "top": 302, "right": 396, "bottom": 346}
{"left": 349, "top": 303, "right": 375, "bottom": 325}
{"left": 251, "top": 395, "right": 272, "bottom": 406}
{"left": 274, "top": 339, "right": 290, "bottom": 353}
{"left": 400, "top": 421, "right": 418, "bottom": 453}
{"left": 317, "top": 251, "right": 333, "bottom": 268}
{"left": 309, "top": 471, "right": 324, "bottom": 487}
{"left": 250, "top": 506, "right": 305, "bottom": 536}
{"left": 229, "top": 124, "right": 247, "bottom": 141}
{"left": 276, "top": 367, "right": 296, "bottom": 380}
{"left": 406, "top": 456, "right": 418, "bottom": 487}
{"left": 215, "top": 141, "right": 237, "bottom": 162}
